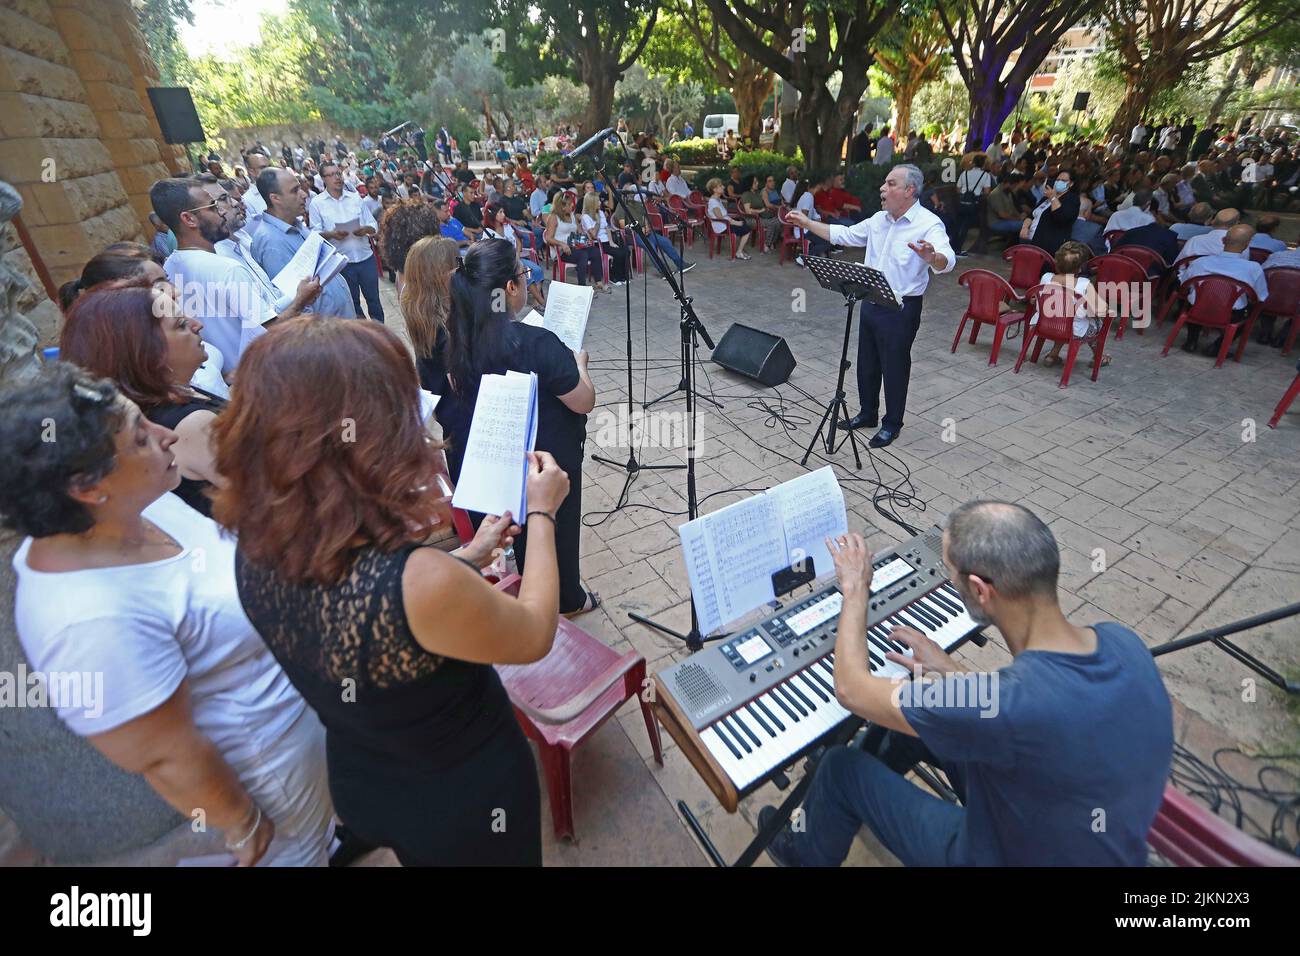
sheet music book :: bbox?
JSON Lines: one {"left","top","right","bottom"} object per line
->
{"left": 539, "top": 282, "right": 593, "bottom": 351}
{"left": 520, "top": 308, "right": 545, "bottom": 329}
{"left": 418, "top": 388, "right": 440, "bottom": 424}
{"left": 450, "top": 371, "right": 538, "bottom": 518}
{"left": 272, "top": 230, "right": 348, "bottom": 298}
{"left": 678, "top": 467, "right": 849, "bottom": 636}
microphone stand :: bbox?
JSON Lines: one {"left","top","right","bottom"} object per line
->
{"left": 588, "top": 147, "right": 686, "bottom": 511}
{"left": 569, "top": 134, "right": 720, "bottom": 652}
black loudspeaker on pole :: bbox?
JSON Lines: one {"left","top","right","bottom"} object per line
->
{"left": 1072, "top": 91, "right": 1091, "bottom": 112}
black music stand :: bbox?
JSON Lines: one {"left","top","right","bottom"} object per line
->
{"left": 799, "top": 255, "right": 899, "bottom": 470}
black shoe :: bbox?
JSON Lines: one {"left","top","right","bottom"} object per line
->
{"left": 328, "top": 825, "right": 379, "bottom": 867}
{"left": 843, "top": 412, "right": 878, "bottom": 431}
{"left": 955, "top": 250, "right": 972, "bottom": 258}
{"left": 869, "top": 427, "right": 900, "bottom": 448}
{"left": 1181, "top": 337, "right": 1199, "bottom": 353}
{"left": 757, "top": 806, "right": 802, "bottom": 867}
{"left": 680, "top": 261, "right": 696, "bottom": 274}
{"left": 1201, "top": 336, "right": 1224, "bottom": 357}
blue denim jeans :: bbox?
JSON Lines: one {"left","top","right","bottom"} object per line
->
{"left": 341, "top": 255, "right": 385, "bottom": 323}
{"left": 789, "top": 738, "right": 965, "bottom": 866}
{"left": 634, "top": 230, "right": 685, "bottom": 273}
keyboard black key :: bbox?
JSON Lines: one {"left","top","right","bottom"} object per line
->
{"left": 786, "top": 679, "right": 815, "bottom": 711}
{"left": 724, "top": 715, "right": 753, "bottom": 753}
{"left": 906, "top": 603, "right": 942, "bottom": 631}
{"left": 867, "top": 630, "right": 895, "bottom": 656}
{"left": 755, "top": 697, "right": 785, "bottom": 733}
{"left": 868, "top": 650, "right": 884, "bottom": 669}
{"left": 804, "top": 667, "right": 834, "bottom": 698}
{"left": 929, "top": 590, "right": 962, "bottom": 615}
{"left": 747, "top": 703, "right": 776, "bottom": 737}
{"left": 732, "top": 711, "right": 763, "bottom": 748}
{"left": 798, "top": 671, "right": 830, "bottom": 703}
{"left": 775, "top": 684, "right": 807, "bottom": 718}
{"left": 711, "top": 720, "right": 742, "bottom": 759}
{"left": 769, "top": 689, "right": 799, "bottom": 722}
{"left": 872, "top": 625, "right": 904, "bottom": 655}
{"left": 899, "top": 607, "right": 937, "bottom": 633}
{"left": 918, "top": 595, "right": 949, "bottom": 622}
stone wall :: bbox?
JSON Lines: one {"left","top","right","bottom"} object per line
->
{"left": 0, "top": 0, "right": 185, "bottom": 346}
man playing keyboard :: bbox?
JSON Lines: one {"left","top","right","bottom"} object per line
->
{"left": 761, "top": 500, "right": 1173, "bottom": 866}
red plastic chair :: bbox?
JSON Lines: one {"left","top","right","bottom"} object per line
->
{"left": 1261, "top": 266, "right": 1300, "bottom": 354}
{"left": 1160, "top": 275, "right": 1262, "bottom": 368}
{"left": 1116, "top": 243, "right": 1168, "bottom": 279}
{"left": 1269, "top": 365, "right": 1300, "bottom": 428}
{"left": 1086, "top": 253, "right": 1151, "bottom": 338}
{"left": 1013, "top": 282, "right": 1113, "bottom": 388}
{"left": 1148, "top": 785, "right": 1300, "bottom": 866}
{"left": 646, "top": 209, "right": 683, "bottom": 256}
{"left": 1003, "top": 244, "right": 1054, "bottom": 297}
{"left": 706, "top": 214, "right": 737, "bottom": 259}
{"left": 551, "top": 244, "right": 610, "bottom": 285}
{"left": 492, "top": 574, "right": 664, "bottom": 841}
{"left": 1248, "top": 246, "right": 1270, "bottom": 265}
{"left": 777, "top": 206, "right": 810, "bottom": 266}
{"left": 951, "top": 269, "right": 1023, "bottom": 365}
{"left": 667, "top": 195, "right": 702, "bottom": 246}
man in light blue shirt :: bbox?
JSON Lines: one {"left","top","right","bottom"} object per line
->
{"left": 1264, "top": 247, "right": 1300, "bottom": 270}
{"left": 1180, "top": 224, "right": 1270, "bottom": 355}
{"left": 1250, "top": 215, "right": 1287, "bottom": 253}
{"left": 149, "top": 213, "right": 176, "bottom": 259}
{"left": 1170, "top": 202, "right": 1214, "bottom": 242}
{"left": 251, "top": 167, "right": 357, "bottom": 319}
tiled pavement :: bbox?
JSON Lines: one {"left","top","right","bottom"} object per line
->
{"left": 353, "top": 233, "right": 1300, "bottom": 866}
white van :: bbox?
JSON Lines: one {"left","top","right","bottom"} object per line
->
{"left": 702, "top": 113, "right": 740, "bottom": 141}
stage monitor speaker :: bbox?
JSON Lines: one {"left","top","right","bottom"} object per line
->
{"left": 1072, "top": 91, "right": 1091, "bottom": 111}
{"left": 146, "top": 87, "right": 206, "bottom": 145}
{"left": 711, "top": 323, "right": 795, "bottom": 387}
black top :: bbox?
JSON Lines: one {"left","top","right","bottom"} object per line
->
{"left": 1030, "top": 191, "right": 1080, "bottom": 256}
{"left": 235, "top": 544, "right": 514, "bottom": 769}
{"left": 417, "top": 323, "right": 584, "bottom": 485}
{"left": 453, "top": 167, "right": 476, "bottom": 185}
{"left": 145, "top": 387, "right": 226, "bottom": 517}
{"left": 502, "top": 195, "right": 528, "bottom": 221}
{"left": 454, "top": 201, "right": 483, "bottom": 230}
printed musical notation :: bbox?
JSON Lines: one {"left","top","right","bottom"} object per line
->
{"left": 450, "top": 371, "right": 538, "bottom": 518}
{"left": 678, "top": 467, "right": 849, "bottom": 636}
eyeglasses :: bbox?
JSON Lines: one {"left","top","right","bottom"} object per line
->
{"left": 184, "top": 194, "right": 233, "bottom": 214}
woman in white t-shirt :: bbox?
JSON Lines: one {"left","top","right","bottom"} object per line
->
{"left": 1025, "top": 240, "right": 1111, "bottom": 369}
{"left": 704, "top": 177, "right": 753, "bottom": 260}
{"left": 3, "top": 363, "right": 334, "bottom": 866}
{"left": 581, "top": 192, "right": 631, "bottom": 284}
{"left": 484, "top": 201, "right": 547, "bottom": 308}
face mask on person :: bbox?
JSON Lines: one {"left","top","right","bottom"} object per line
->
{"left": 1054, "top": 180, "right": 1070, "bottom": 193}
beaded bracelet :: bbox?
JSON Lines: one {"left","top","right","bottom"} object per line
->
{"left": 526, "top": 510, "right": 557, "bottom": 526}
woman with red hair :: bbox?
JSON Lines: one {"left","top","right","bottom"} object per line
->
{"left": 60, "top": 282, "right": 226, "bottom": 517}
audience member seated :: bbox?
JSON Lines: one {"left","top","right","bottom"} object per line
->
{"left": 2, "top": 363, "right": 335, "bottom": 866}
{"left": 1175, "top": 207, "right": 1241, "bottom": 268}
{"left": 790, "top": 179, "right": 833, "bottom": 265}
{"left": 1027, "top": 241, "right": 1112, "bottom": 371}
{"left": 986, "top": 173, "right": 1027, "bottom": 240}
{"left": 209, "top": 316, "right": 557, "bottom": 865}
{"left": 1025, "top": 169, "right": 1080, "bottom": 256}
{"left": 1112, "top": 202, "right": 1179, "bottom": 265}
{"left": 1250, "top": 215, "right": 1287, "bottom": 253}
{"left": 815, "top": 172, "right": 865, "bottom": 226}
{"left": 1171, "top": 202, "right": 1215, "bottom": 242}
{"left": 546, "top": 191, "right": 608, "bottom": 293}
{"left": 705, "top": 177, "right": 754, "bottom": 260}
{"left": 1071, "top": 195, "right": 1105, "bottom": 255}
{"left": 419, "top": 239, "right": 598, "bottom": 617}
{"left": 580, "top": 192, "right": 631, "bottom": 287}
{"left": 1178, "top": 224, "right": 1270, "bottom": 355}
{"left": 1104, "top": 188, "right": 1155, "bottom": 236}
{"left": 485, "top": 201, "right": 547, "bottom": 308}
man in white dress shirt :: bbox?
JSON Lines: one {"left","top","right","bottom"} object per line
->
{"left": 151, "top": 177, "right": 320, "bottom": 375}
{"left": 241, "top": 150, "right": 270, "bottom": 227}
{"left": 1175, "top": 208, "right": 1241, "bottom": 268}
{"left": 309, "top": 160, "right": 383, "bottom": 323}
{"left": 788, "top": 164, "right": 954, "bottom": 448}
{"left": 1103, "top": 188, "right": 1155, "bottom": 238}
{"left": 781, "top": 165, "right": 800, "bottom": 204}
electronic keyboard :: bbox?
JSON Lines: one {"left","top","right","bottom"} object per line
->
{"left": 652, "top": 525, "right": 984, "bottom": 812}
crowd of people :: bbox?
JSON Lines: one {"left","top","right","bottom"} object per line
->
{"left": 1, "top": 103, "right": 1294, "bottom": 870}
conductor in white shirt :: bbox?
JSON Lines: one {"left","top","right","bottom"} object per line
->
{"left": 309, "top": 160, "right": 384, "bottom": 323}
{"left": 788, "top": 164, "right": 954, "bottom": 448}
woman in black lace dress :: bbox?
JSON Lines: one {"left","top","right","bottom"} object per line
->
{"left": 211, "top": 317, "right": 572, "bottom": 866}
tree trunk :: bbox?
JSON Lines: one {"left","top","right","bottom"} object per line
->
{"left": 1206, "top": 48, "right": 1249, "bottom": 127}
{"left": 797, "top": 87, "right": 854, "bottom": 172}
{"left": 581, "top": 57, "right": 618, "bottom": 141}
{"left": 777, "top": 77, "right": 799, "bottom": 155}
{"left": 733, "top": 60, "right": 775, "bottom": 143}
{"left": 893, "top": 78, "right": 922, "bottom": 142}
{"left": 965, "top": 79, "right": 1024, "bottom": 152}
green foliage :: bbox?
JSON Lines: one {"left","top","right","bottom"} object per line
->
{"left": 136, "top": 0, "right": 194, "bottom": 85}
{"left": 530, "top": 148, "right": 624, "bottom": 181}
{"left": 662, "top": 137, "right": 722, "bottom": 164}
{"left": 615, "top": 64, "right": 706, "bottom": 137}
{"left": 911, "top": 77, "right": 969, "bottom": 133}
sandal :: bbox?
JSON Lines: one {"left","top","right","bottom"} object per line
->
{"left": 1042, "top": 354, "right": 1063, "bottom": 368}
{"left": 563, "top": 590, "right": 602, "bottom": 619}
{"left": 1092, "top": 355, "right": 1111, "bottom": 368}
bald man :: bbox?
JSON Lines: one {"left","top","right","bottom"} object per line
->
{"left": 1179, "top": 223, "right": 1269, "bottom": 355}
{"left": 1175, "top": 207, "right": 1241, "bottom": 265}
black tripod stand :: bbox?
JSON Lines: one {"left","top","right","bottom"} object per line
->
{"left": 799, "top": 255, "right": 900, "bottom": 470}
{"left": 588, "top": 156, "right": 687, "bottom": 510}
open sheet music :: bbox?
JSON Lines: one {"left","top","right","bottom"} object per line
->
{"left": 271, "top": 230, "right": 348, "bottom": 298}
{"left": 450, "top": 371, "right": 538, "bottom": 518}
{"left": 532, "top": 282, "right": 593, "bottom": 351}
{"left": 678, "top": 467, "right": 849, "bottom": 636}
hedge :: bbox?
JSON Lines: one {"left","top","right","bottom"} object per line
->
{"left": 661, "top": 137, "right": 721, "bottom": 164}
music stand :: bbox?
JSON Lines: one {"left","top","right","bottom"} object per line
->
{"left": 799, "top": 255, "right": 900, "bottom": 470}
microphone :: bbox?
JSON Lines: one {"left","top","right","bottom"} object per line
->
{"left": 565, "top": 127, "right": 616, "bottom": 161}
